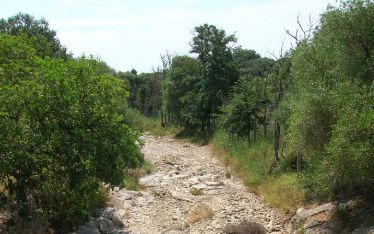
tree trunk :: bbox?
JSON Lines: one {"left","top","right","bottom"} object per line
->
{"left": 160, "top": 110, "right": 164, "bottom": 127}
{"left": 274, "top": 120, "right": 280, "bottom": 161}
{"left": 253, "top": 119, "right": 257, "bottom": 144}
{"left": 264, "top": 124, "right": 267, "bottom": 139}
{"left": 205, "top": 117, "right": 211, "bottom": 144}
{"left": 297, "top": 153, "right": 303, "bottom": 177}
{"left": 269, "top": 120, "right": 281, "bottom": 173}
{"left": 247, "top": 130, "right": 251, "bottom": 146}
{"left": 164, "top": 114, "right": 167, "bottom": 126}
{"left": 264, "top": 108, "right": 267, "bottom": 139}
{"left": 207, "top": 117, "right": 211, "bottom": 132}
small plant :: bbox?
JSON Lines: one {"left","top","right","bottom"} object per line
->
{"left": 122, "top": 160, "right": 154, "bottom": 191}
{"left": 90, "top": 186, "right": 110, "bottom": 210}
{"left": 190, "top": 188, "right": 204, "bottom": 196}
{"left": 186, "top": 203, "right": 214, "bottom": 224}
{"left": 142, "top": 161, "right": 154, "bottom": 174}
{"left": 123, "top": 175, "right": 142, "bottom": 191}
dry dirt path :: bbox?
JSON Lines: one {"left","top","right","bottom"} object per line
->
{"left": 110, "top": 133, "right": 288, "bottom": 234}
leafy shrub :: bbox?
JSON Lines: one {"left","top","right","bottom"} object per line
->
{"left": 299, "top": 156, "right": 332, "bottom": 202}
{"left": 0, "top": 35, "right": 142, "bottom": 228}
{"left": 273, "top": 151, "right": 307, "bottom": 174}
{"left": 326, "top": 83, "right": 373, "bottom": 197}
{"left": 287, "top": 0, "right": 374, "bottom": 200}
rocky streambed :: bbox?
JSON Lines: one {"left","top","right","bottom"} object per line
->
{"left": 109, "top": 133, "right": 287, "bottom": 234}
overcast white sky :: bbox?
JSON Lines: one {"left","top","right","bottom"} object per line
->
{"left": 1, "top": 0, "right": 336, "bottom": 73}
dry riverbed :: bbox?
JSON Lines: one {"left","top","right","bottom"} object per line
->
{"left": 110, "top": 133, "right": 288, "bottom": 234}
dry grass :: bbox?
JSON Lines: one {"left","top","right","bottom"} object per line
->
{"left": 257, "top": 174, "right": 304, "bottom": 213}
{"left": 212, "top": 130, "right": 305, "bottom": 213}
{"left": 186, "top": 203, "right": 214, "bottom": 224}
{"left": 123, "top": 170, "right": 144, "bottom": 191}
{"left": 224, "top": 221, "right": 267, "bottom": 234}
{"left": 123, "top": 160, "right": 154, "bottom": 191}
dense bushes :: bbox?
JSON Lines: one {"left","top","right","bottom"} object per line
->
{"left": 212, "top": 0, "right": 373, "bottom": 205}
{"left": 0, "top": 34, "right": 142, "bottom": 228}
{"left": 286, "top": 0, "right": 373, "bottom": 200}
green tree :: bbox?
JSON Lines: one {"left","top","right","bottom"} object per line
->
{"left": 190, "top": 24, "right": 239, "bottom": 131}
{"left": 219, "top": 75, "right": 270, "bottom": 144}
{"left": 162, "top": 55, "right": 201, "bottom": 126}
{"left": 269, "top": 56, "right": 292, "bottom": 168}
{"left": 0, "top": 13, "right": 70, "bottom": 59}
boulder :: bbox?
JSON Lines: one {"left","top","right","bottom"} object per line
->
{"left": 76, "top": 219, "right": 100, "bottom": 234}
{"left": 352, "top": 226, "right": 374, "bottom": 234}
{"left": 101, "top": 209, "right": 124, "bottom": 228}
{"left": 98, "top": 218, "right": 114, "bottom": 233}
{"left": 295, "top": 203, "right": 335, "bottom": 220}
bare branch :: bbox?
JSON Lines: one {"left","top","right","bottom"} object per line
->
{"left": 285, "top": 13, "right": 317, "bottom": 50}
{"left": 266, "top": 37, "right": 287, "bottom": 61}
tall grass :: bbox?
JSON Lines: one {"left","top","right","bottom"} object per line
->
{"left": 212, "top": 130, "right": 304, "bottom": 213}
{"left": 123, "top": 108, "right": 181, "bottom": 136}
{"left": 175, "top": 127, "right": 209, "bottom": 145}
{"left": 122, "top": 160, "right": 154, "bottom": 191}
{"left": 142, "top": 117, "right": 181, "bottom": 136}
{"left": 212, "top": 130, "right": 272, "bottom": 186}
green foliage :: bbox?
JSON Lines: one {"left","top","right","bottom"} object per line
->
{"left": 286, "top": 88, "right": 335, "bottom": 154}
{"left": 212, "top": 130, "right": 303, "bottom": 212}
{"left": 219, "top": 77, "right": 270, "bottom": 141}
{"left": 258, "top": 173, "right": 304, "bottom": 212}
{"left": 174, "top": 127, "right": 208, "bottom": 145}
{"left": 142, "top": 161, "right": 154, "bottom": 174}
{"left": 142, "top": 117, "right": 181, "bottom": 136}
{"left": 212, "top": 130, "right": 272, "bottom": 187}
{"left": 120, "top": 107, "right": 144, "bottom": 131}
{"left": 119, "top": 71, "right": 164, "bottom": 117}
{"left": 162, "top": 56, "right": 201, "bottom": 125}
{"left": 321, "top": 0, "right": 374, "bottom": 83}
{"left": 190, "top": 24, "right": 239, "bottom": 129}
{"left": 287, "top": 0, "right": 374, "bottom": 199}
{"left": 0, "top": 34, "right": 142, "bottom": 228}
{"left": 326, "top": 82, "right": 373, "bottom": 197}
{"left": 299, "top": 156, "right": 332, "bottom": 201}
{"left": 233, "top": 47, "right": 274, "bottom": 79}
{"left": 122, "top": 160, "right": 154, "bottom": 191}
{"left": 123, "top": 174, "right": 142, "bottom": 191}
{"left": 0, "top": 13, "right": 70, "bottom": 59}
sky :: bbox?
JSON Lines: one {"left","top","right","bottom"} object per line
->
{"left": 1, "top": 0, "right": 336, "bottom": 73}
